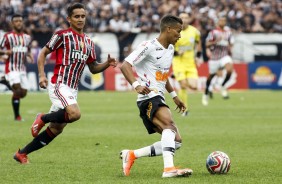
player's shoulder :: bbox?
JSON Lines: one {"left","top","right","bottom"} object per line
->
{"left": 189, "top": 25, "right": 199, "bottom": 32}
{"left": 136, "top": 39, "right": 156, "bottom": 51}
{"left": 53, "top": 28, "right": 71, "bottom": 36}
{"left": 84, "top": 34, "right": 94, "bottom": 42}
{"left": 3, "top": 31, "right": 13, "bottom": 37}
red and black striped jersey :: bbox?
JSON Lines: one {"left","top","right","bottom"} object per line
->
{"left": 0, "top": 32, "right": 31, "bottom": 73}
{"left": 46, "top": 28, "right": 96, "bottom": 89}
{"left": 206, "top": 26, "right": 234, "bottom": 60}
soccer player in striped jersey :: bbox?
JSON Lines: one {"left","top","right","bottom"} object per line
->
{"left": 0, "top": 14, "right": 33, "bottom": 121}
{"left": 202, "top": 16, "right": 234, "bottom": 106}
{"left": 13, "top": 3, "right": 117, "bottom": 164}
{"left": 172, "top": 12, "right": 202, "bottom": 116}
{"left": 120, "top": 15, "right": 193, "bottom": 178}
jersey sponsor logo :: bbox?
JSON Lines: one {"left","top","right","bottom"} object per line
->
{"left": 133, "top": 46, "right": 148, "bottom": 63}
{"left": 156, "top": 56, "right": 162, "bottom": 59}
{"left": 179, "top": 45, "right": 193, "bottom": 51}
{"left": 12, "top": 46, "right": 28, "bottom": 52}
{"left": 155, "top": 71, "right": 169, "bottom": 81}
{"left": 71, "top": 49, "right": 88, "bottom": 61}
{"left": 49, "top": 34, "right": 59, "bottom": 47}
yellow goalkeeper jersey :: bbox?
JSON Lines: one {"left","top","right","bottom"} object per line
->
{"left": 173, "top": 25, "right": 200, "bottom": 69}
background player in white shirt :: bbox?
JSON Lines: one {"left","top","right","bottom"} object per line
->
{"left": 120, "top": 14, "right": 193, "bottom": 178}
{"left": 202, "top": 16, "right": 234, "bottom": 106}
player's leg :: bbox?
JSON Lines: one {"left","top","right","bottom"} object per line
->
{"left": 152, "top": 106, "right": 192, "bottom": 177}
{"left": 120, "top": 97, "right": 182, "bottom": 176}
{"left": 0, "top": 75, "right": 12, "bottom": 90}
{"left": 202, "top": 60, "right": 218, "bottom": 106}
{"left": 220, "top": 56, "right": 233, "bottom": 99}
{"left": 11, "top": 83, "right": 27, "bottom": 121}
{"left": 174, "top": 70, "right": 189, "bottom": 116}
{"left": 31, "top": 83, "right": 80, "bottom": 137}
{"left": 178, "top": 79, "right": 189, "bottom": 116}
{"left": 185, "top": 67, "right": 199, "bottom": 114}
{"left": 202, "top": 74, "right": 215, "bottom": 106}
{"left": 14, "top": 123, "right": 67, "bottom": 164}
{"left": 8, "top": 72, "right": 28, "bottom": 121}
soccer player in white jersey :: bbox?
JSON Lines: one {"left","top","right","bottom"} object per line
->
{"left": 202, "top": 16, "right": 234, "bottom": 106}
{"left": 0, "top": 14, "right": 33, "bottom": 121}
{"left": 120, "top": 14, "right": 193, "bottom": 178}
{"left": 13, "top": 3, "right": 117, "bottom": 164}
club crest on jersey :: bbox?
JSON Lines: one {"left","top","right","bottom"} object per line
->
{"left": 80, "top": 41, "right": 84, "bottom": 49}
{"left": 142, "top": 73, "right": 151, "bottom": 87}
{"left": 71, "top": 49, "right": 88, "bottom": 61}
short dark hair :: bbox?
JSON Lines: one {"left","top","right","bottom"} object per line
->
{"left": 67, "top": 3, "right": 85, "bottom": 17}
{"left": 160, "top": 15, "right": 183, "bottom": 32}
{"left": 11, "top": 14, "right": 23, "bottom": 21}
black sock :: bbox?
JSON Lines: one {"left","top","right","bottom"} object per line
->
{"left": 205, "top": 74, "right": 215, "bottom": 95}
{"left": 222, "top": 72, "right": 232, "bottom": 87}
{"left": 12, "top": 95, "right": 20, "bottom": 118}
{"left": 0, "top": 78, "right": 12, "bottom": 90}
{"left": 41, "top": 109, "right": 70, "bottom": 124}
{"left": 19, "top": 127, "right": 56, "bottom": 155}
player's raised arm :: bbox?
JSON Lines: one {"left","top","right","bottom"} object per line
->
{"left": 37, "top": 46, "right": 52, "bottom": 89}
{"left": 88, "top": 54, "right": 117, "bottom": 74}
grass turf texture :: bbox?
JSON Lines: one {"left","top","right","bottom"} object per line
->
{"left": 0, "top": 90, "right": 281, "bottom": 184}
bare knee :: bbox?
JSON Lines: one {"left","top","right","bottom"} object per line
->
{"left": 68, "top": 110, "right": 81, "bottom": 122}
{"left": 162, "top": 122, "right": 178, "bottom": 134}
{"left": 13, "top": 88, "right": 27, "bottom": 98}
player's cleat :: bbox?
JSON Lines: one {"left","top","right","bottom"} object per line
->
{"left": 13, "top": 149, "right": 29, "bottom": 164}
{"left": 202, "top": 94, "right": 209, "bottom": 106}
{"left": 120, "top": 149, "right": 136, "bottom": 176}
{"left": 221, "top": 87, "right": 229, "bottom": 99}
{"left": 31, "top": 113, "right": 45, "bottom": 137}
{"left": 15, "top": 116, "right": 24, "bottom": 122}
{"left": 181, "top": 111, "right": 189, "bottom": 117}
{"left": 162, "top": 166, "right": 193, "bottom": 178}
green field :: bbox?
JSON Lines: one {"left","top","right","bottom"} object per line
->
{"left": 0, "top": 90, "right": 281, "bottom": 184}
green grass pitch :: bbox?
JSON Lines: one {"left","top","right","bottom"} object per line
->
{"left": 0, "top": 90, "right": 281, "bottom": 184}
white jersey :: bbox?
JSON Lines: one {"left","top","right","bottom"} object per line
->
{"left": 206, "top": 26, "right": 234, "bottom": 60}
{"left": 125, "top": 38, "right": 174, "bottom": 101}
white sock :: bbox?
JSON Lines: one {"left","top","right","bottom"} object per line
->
{"left": 134, "top": 141, "right": 181, "bottom": 158}
{"left": 134, "top": 141, "right": 162, "bottom": 158}
{"left": 161, "top": 129, "right": 176, "bottom": 169}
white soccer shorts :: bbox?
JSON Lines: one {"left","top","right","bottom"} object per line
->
{"left": 48, "top": 82, "right": 78, "bottom": 112}
{"left": 208, "top": 55, "right": 233, "bottom": 74}
{"left": 6, "top": 71, "right": 30, "bottom": 89}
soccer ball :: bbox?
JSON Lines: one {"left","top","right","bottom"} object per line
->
{"left": 206, "top": 151, "right": 231, "bottom": 174}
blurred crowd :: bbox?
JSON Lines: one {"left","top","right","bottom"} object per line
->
{"left": 0, "top": 0, "right": 281, "bottom": 34}
{"left": 0, "top": 0, "right": 281, "bottom": 62}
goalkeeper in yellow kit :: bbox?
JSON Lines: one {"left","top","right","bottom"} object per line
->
{"left": 172, "top": 12, "right": 202, "bottom": 116}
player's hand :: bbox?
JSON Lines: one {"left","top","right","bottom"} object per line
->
{"left": 195, "top": 57, "right": 202, "bottom": 67}
{"left": 5, "top": 50, "right": 12, "bottom": 55}
{"left": 135, "top": 85, "right": 152, "bottom": 95}
{"left": 173, "top": 96, "right": 186, "bottom": 113}
{"left": 107, "top": 54, "right": 118, "bottom": 68}
{"left": 39, "top": 75, "right": 48, "bottom": 89}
